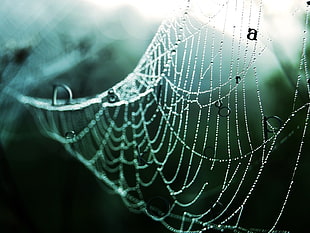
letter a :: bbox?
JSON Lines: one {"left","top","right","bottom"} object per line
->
{"left": 247, "top": 28, "right": 258, "bottom": 41}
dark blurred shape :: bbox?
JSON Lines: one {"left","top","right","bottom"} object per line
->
{"left": 13, "top": 47, "right": 31, "bottom": 65}
{"left": 0, "top": 142, "right": 40, "bottom": 233}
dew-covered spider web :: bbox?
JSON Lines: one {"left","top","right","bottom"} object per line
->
{"left": 1, "top": 0, "right": 310, "bottom": 232}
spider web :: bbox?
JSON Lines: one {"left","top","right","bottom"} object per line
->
{"left": 1, "top": 0, "right": 310, "bottom": 232}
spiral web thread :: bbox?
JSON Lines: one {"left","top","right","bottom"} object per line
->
{"left": 3, "top": 0, "right": 310, "bottom": 232}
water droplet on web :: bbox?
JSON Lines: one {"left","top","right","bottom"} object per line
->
{"left": 52, "top": 84, "right": 73, "bottom": 106}
{"left": 107, "top": 89, "right": 119, "bottom": 103}
{"left": 65, "top": 131, "right": 76, "bottom": 139}
{"left": 171, "top": 50, "right": 176, "bottom": 55}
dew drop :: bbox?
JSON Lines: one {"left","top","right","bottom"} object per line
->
{"left": 65, "top": 131, "right": 76, "bottom": 139}
{"left": 107, "top": 89, "right": 119, "bottom": 103}
{"left": 90, "top": 120, "right": 96, "bottom": 126}
{"left": 171, "top": 50, "right": 176, "bottom": 55}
